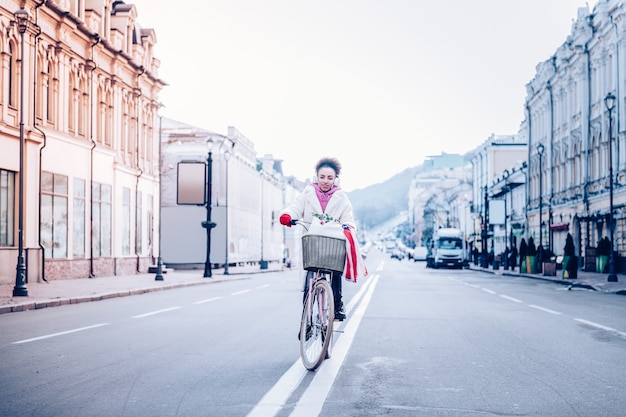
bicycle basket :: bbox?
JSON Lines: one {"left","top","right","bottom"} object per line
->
{"left": 302, "top": 234, "right": 346, "bottom": 273}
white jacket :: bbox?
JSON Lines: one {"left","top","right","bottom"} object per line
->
{"left": 280, "top": 185, "right": 356, "bottom": 234}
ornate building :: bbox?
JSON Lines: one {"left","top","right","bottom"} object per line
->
{"left": 524, "top": 0, "right": 626, "bottom": 269}
{"left": 0, "top": 1, "right": 163, "bottom": 285}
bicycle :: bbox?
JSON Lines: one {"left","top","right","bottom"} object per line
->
{"left": 292, "top": 219, "right": 346, "bottom": 371}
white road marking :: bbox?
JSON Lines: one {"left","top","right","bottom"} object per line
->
{"left": 289, "top": 275, "right": 379, "bottom": 417}
{"left": 12, "top": 323, "right": 110, "bottom": 344}
{"left": 481, "top": 288, "right": 496, "bottom": 295}
{"left": 232, "top": 289, "right": 252, "bottom": 295}
{"left": 499, "top": 294, "right": 523, "bottom": 303}
{"left": 528, "top": 304, "right": 562, "bottom": 315}
{"left": 257, "top": 284, "right": 271, "bottom": 289}
{"left": 574, "top": 318, "right": 626, "bottom": 337}
{"left": 193, "top": 296, "right": 223, "bottom": 304}
{"left": 132, "top": 306, "right": 181, "bottom": 318}
{"left": 246, "top": 274, "right": 379, "bottom": 417}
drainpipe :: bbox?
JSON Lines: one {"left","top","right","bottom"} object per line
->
{"left": 88, "top": 34, "right": 100, "bottom": 278}
{"left": 582, "top": 14, "right": 595, "bottom": 253}
{"left": 547, "top": 55, "right": 557, "bottom": 254}
{"left": 611, "top": 15, "right": 621, "bottom": 174}
{"left": 135, "top": 66, "right": 145, "bottom": 273}
{"left": 525, "top": 101, "right": 532, "bottom": 230}
{"left": 33, "top": 0, "right": 47, "bottom": 282}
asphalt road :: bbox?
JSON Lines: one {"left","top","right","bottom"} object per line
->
{"left": 2, "top": 249, "right": 626, "bottom": 417}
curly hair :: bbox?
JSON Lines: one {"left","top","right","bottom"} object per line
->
{"left": 315, "top": 157, "right": 342, "bottom": 176}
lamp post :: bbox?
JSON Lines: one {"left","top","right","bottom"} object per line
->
{"left": 481, "top": 185, "right": 489, "bottom": 268}
{"left": 203, "top": 139, "right": 216, "bottom": 278}
{"left": 223, "top": 148, "right": 231, "bottom": 275}
{"left": 605, "top": 92, "right": 618, "bottom": 282}
{"left": 537, "top": 142, "right": 545, "bottom": 263}
{"left": 259, "top": 172, "right": 267, "bottom": 269}
{"left": 503, "top": 169, "right": 510, "bottom": 269}
{"left": 13, "top": 8, "right": 30, "bottom": 297}
{"left": 154, "top": 104, "right": 165, "bottom": 281}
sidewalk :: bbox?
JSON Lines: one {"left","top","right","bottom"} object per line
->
{"left": 467, "top": 263, "right": 626, "bottom": 295}
{"left": 0, "top": 263, "right": 285, "bottom": 315}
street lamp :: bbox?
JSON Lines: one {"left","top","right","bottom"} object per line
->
{"left": 503, "top": 169, "right": 510, "bottom": 269}
{"left": 537, "top": 142, "right": 545, "bottom": 265}
{"left": 202, "top": 139, "right": 216, "bottom": 278}
{"left": 13, "top": 8, "right": 30, "bottom": 297}
{"left": 481, "top": 185, "right": 489, "bottom": 268}
{"left": 605, "top": 92, "right": 618, "bottom": 282}
{"left": 154, "top": 104, "right": 165, "bottom": 281}
{"left": 223, "top": 147, "right": 231, "bottom": 275}
{"left": 259, "top": 171, "right": 267, "bottom": 270}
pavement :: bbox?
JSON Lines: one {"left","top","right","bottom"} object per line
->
{"left": 1, "top": 261, "right": 624, "bottom": 316}
{"left": 466, "top": 263, "right": 626, "bottom": 295}
{"left": 0, "top": 263, "right": 286, "bottom": 315}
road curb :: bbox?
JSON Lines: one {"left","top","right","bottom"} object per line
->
{"left": 473, "top": 267, "right": 626, "bottom": 296}
{"left": 0, "top": 275, "right": 251, "bottom": 315}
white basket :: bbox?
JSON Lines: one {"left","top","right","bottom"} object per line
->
{"left": 302, "top": 234, "right": 346, "bottom": 272}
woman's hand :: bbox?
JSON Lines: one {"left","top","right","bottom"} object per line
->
{"left": 280, "top": 214, "right": 292, "bottom": 227}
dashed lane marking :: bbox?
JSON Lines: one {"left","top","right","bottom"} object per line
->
{"left": 132, "top": 306, "right": 181, "bottom": 318}
{"left": 12, "top": 323, "right": 110, "bottom": 344}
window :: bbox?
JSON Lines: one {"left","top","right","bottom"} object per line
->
{"left": 8, "top": 42, "right": 15, "bottom": 107}
{"left": 122, "top": 187, "right": 131, "bottom": 255}
{"left": 73, "top": 178, "right": 86, "bottom": 258}
{"left": 136, "top": 191, "right": 143, "bottom": 254}
{"left": 0, "top": 170, "right": 15, "bottom": 246}
{"left": 92, "top": 182, "right": 112, "bottom": 257}
{"left": 41, "top": 172, "right": 68, "bottom": 258}
{"left": 147, "top": 193, "right": 153, "bottom": 254}
{"left": 438, "top": 238, "right": 462, "bottom": 249}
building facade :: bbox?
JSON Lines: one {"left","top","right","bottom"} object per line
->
{"left": 160, "top": 118, "right": 301, "bottom": 271}
{"left": 0, "top": 0, "right": 163, "bottom": 284}
{"left": 468, "top": 135, "right": 527, "bottom": 257}
{"left": 524, "top": 0, "right": 626, "bottom": 268}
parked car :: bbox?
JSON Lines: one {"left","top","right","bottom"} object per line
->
{"left": 390, "top": 248, "right": 405, "bottom": 260}
{"left": 412, "top": 246, "right": 428, "bottom": 261}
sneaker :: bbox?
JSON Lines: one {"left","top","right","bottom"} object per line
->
{"left": 334, "top": 306, "right": 346, "bottom": 321}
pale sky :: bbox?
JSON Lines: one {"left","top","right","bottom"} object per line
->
{"left": 130, "top": 0, "right": 591, "bottom": 192}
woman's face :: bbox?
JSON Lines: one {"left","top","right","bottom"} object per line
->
{"left": 316, "top": 166, "right": 337, "bottom": 192}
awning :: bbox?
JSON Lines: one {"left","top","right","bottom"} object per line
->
{"left": 550, "top": 223, "right": 569, "bottom": 231}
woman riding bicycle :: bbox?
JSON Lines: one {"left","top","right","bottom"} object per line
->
{"left": 279, "top": 157, "right": 357, "bottom": 320}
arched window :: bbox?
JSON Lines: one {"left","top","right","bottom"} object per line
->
{"left": 8, "top": 42, "right": 16, "bottom": 108}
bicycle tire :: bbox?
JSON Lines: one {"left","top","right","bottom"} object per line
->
{"left": 299, "top": 277, "right": 334, "bottom": 370}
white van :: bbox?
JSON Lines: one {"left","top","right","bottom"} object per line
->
{"left": 431, "top": 228, "right": 465, "bottom": 269}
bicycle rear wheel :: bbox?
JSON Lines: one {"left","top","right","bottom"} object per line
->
{"left": 299, "top": 277, "right": 334, "bottom": 370}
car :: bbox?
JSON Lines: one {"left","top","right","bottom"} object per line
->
{"left": 390, "top": 248, "right": 405, "bottom": 260}
{"left": 412, "top": 246, "right": 428, "bottom": 261}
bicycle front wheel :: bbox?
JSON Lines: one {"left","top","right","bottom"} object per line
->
{"left": 299, "top": 278, "right": 334, "bottom": 370}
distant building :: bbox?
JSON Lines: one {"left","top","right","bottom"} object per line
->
{"left": 160, "top": 119, "right": 297, "bottom": 270}
{"left": 468, "top": 134, "right": 527, "bottom": 256}
{"left": 408, "top": 153, "right": 472, "bottom": 250}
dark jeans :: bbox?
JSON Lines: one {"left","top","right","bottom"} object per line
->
{"left": 303, "top": 270, "right": 343, "bottom": 309}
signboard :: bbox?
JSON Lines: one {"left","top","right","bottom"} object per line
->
{"left": 489, "top": 199, "right": 506, "bottom": 225}
{"left": 177, "top": 161, "right": 206, "bottom": 205}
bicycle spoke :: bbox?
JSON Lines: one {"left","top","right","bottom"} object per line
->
{"left": 299, "top": 277, "right": 334, "bottom": 370}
